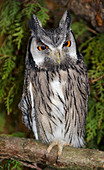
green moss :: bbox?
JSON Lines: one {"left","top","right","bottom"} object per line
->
{"left": 0, "top": 111, "right": 5, "bottom": 133}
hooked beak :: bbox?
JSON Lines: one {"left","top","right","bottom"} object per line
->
{"left": 56, "top": 52, "right": 61, "bottom": 64}
{"left": 50, "top": 49, "right": 61, "bottom": 64}
{"left": 56, "top": 57, "right": 60, "bottom": 64}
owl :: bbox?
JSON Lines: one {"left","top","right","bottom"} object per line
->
{"left": 18, "top": 10, "right": 89, "bottom": 158}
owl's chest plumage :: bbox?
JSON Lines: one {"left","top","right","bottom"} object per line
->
{"left": 28, "top": 61, "right": 88, "bottom": 147}
{"left": 31, "top": 70, "right": 68, "bottom": 143}
{"left": 31, "top": 70, "right": 67, "bottom": 116}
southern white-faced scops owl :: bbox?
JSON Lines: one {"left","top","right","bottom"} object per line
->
{"left": 18, "top": 10, "right": 89, "bottom": 158}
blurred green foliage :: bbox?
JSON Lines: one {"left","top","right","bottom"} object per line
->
{"left": 0, "top": 159, "right": 23, "bottom": 170}
{"left": 0, "top": 111, "right": 5, "bottom": 133}
{"left": 0, "top": 0, "right": 104, "bottom": 159}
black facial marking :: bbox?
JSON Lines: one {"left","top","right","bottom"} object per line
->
{"left": 28, "top": 37, "right": 36, "bottom": 69}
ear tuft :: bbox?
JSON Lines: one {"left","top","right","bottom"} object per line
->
{"left": 28, "top": 14, "right": 42, "bottom": 32}
{"left": 59, "top": 10, "right": 71, "bottom": 30}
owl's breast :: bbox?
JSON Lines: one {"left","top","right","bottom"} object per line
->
{"left": 30, "top": 65, "right": 87, "bottom": 146}
{"left": 34, "top": 69, "right": 68, "bottom": 118}
{"left": 50, "top": 73, "right": 66, "bottom": 115}
{"left": 31, "top": 69, "right": 69, "bottom": 142}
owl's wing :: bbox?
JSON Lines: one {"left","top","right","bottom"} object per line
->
{"left": 18, "top": 71, "right": 32, "bottom": 130}
{"left": 18, "top": 70, "right": 39, "bottom": 140}
{"left": 64, "top": 59, "right": 89, "bottom": 146}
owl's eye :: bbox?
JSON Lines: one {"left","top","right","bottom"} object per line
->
{"left": 37, "top": 46, "right": 48, "bottom": 51}
{"left": 63, "top": 41, "right": 71, "bottom": 47}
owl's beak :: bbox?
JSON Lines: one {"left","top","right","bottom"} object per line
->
{"left": 52, "top": 49, "right": 61, "bottom": 64}
{"left": 56, "top": 52, "right": 61, "bottom": 64}
{"left": 56, "top": 57, "right": 60, "bottom": 64}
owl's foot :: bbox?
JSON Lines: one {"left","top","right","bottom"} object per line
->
{"left": 46, "top": 140, "right": 64, "bottom": 160}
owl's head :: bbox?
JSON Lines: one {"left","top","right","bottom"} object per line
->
{"left": 28, "top": 11, "right": 81, "bottom": 69}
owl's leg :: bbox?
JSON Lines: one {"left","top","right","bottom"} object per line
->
{"left": 57, "top": 141, "right": 64, "bottom": 160}
{"left": 47, "top": 140, "right": 64, "bottom": 159}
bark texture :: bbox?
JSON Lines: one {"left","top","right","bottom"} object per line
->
{"left": 0, "top": 135, "right": 104, "bottom": 169}
{"left": 48, "top": 0, "right": 104, "bottom": 33}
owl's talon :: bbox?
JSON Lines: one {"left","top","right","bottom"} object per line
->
{"left": 56, "top": 155, "right": 60, "bottom": 163}
{"left": 44, "top": 149, "right": 49, "bottom": 160}
{"left": 47, "top": 141, "right": 57, "bottom": 154}
{"left": 44, "top": 153, "right": 47, "bottom": 159}
{"left": 46, "top": 140, "right": 63, "bottom": 162}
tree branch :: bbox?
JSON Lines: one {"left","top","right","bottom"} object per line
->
{"left": 92, "top": 74, "right": 104, "bottom": 83}
{"left": 0, "top": 135, "right": 104, "bottom": 169}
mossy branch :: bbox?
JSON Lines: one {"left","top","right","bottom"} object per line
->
{"left": 0, "top": 135, "right": 104, "bottom": 169}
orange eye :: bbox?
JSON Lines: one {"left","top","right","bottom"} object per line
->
{"left": 63, "top": 41, "right": 71, "bottom": 47}
{"left": 37, "top": 46, "right": 48, "bottom": 51}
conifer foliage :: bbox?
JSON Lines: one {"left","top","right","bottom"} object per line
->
{"left": 0, "top": 0, "right": 49, "bottom": 115}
